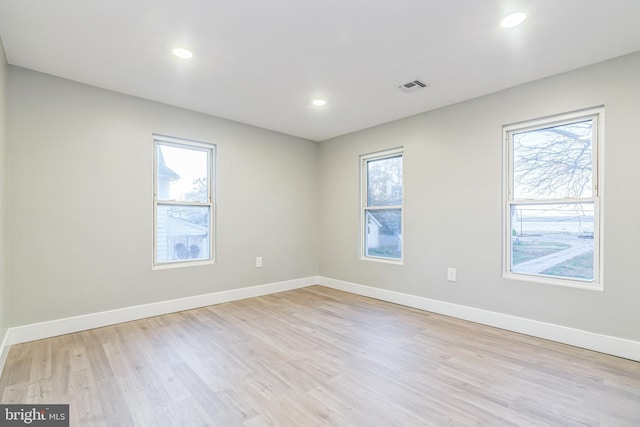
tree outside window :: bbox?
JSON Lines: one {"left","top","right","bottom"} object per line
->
{"left": 504, "top": 109, "right": 602, "bottom": 288}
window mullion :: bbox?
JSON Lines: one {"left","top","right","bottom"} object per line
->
{"left": 365, "top": 205, "right": 402, "bottom": 210}
{"left": 157, "top": 200, "right": 211, "bottom": 207}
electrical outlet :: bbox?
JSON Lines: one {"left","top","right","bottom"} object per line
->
{"left": 447, "top": 268, "right": 457, "bottom": 282}
{"left": 256, "top": 257, "right": 263, "bottom": 268}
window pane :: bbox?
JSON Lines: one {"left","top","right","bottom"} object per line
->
{"left": 510, "top": 203, "right": 594, "bottom": 280}
{"left": 156, "top": 204, "right": 210, "bottom": 263}
{"left": 367, "top": 155, "right": 402, "bottom": 206}
{"left": 513, "top": 120, "right": 593, "bottom": 200}
{"left": 365, "top": 209, "right": 402, "bottom": 259}
{"left": 157, "top": 144, "right": 209, "bottom": 202}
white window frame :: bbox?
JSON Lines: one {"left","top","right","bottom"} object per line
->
{"left": 503, "top": 108, "right": 604, "bottom": 290}
{"left": 360, "top": 147, "right": 404, "bottom": 264}
{"left": 153, "top": 134, "right": 216, "bottom": 268}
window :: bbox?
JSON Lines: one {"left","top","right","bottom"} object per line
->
{"left": 504, "top": 108, "right": 603, "bottom": 289}
{"left": 361, "top": 148, "right": 403, "bottom": 262}
{"left": 154, "top": 135, "right": 215, "bottom": 266}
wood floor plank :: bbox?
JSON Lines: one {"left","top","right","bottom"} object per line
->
{"left": 1, "top": 285, "right": 640, "bottom": 426}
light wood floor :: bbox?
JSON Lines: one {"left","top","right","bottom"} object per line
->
{"left": 1, "top": 286, "right": 639, "bottom": 426}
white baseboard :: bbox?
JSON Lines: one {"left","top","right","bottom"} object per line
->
{"left": 0, "top": 328, "right": 9, "bottom": 378}
{"left": 5, "top": 276, "right": 317, "bottom": 347}
{"left": 2, "top": 275, "right": 637, "bottom": 376}
{"left": 318, "top": 276, "right": 640, "bottom": 362}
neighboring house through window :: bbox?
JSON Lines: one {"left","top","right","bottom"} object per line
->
{"left": 361, "top": 148, "right": 403, "bottom": 262}
{"left": 154, "top": 135, "right": 215, "bottom": 266}
{"left": 503, "top": 108, "right": 603, "bottom": 289}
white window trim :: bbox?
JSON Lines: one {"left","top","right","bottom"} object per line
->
{"left": 502, "top": 108, "right": 604, "bottom": 290}
{"left": 153, "top": 134, "right": 216, "bottom": 269}
{"left": 360, "top": 147, "right": 404, "bottom": 264}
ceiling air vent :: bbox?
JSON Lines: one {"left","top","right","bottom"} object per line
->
{"left": 399, "top": 80, "right": 428, "bottom": 93}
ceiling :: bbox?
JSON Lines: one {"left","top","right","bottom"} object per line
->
{"left": 1, "top": 1, "right": 640, "bottom": 142}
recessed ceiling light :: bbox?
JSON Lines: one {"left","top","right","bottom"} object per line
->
{"left": 172, "top": 48, "right": 193, "bottom": 59}
{"left": 500, "top": 12, "right": 527, "bottom": 28}
{"left": 312, "top": 99, "right": 327, "bottom": 106}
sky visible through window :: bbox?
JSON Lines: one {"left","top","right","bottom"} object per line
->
{"left": 159, "top": 144, "right": 208, "bottom": 201}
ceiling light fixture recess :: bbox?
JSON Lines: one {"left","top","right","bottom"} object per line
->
{"left": 500, "top": 12, "right": 527, "bottom": 28}
{"left": 172, "top": 48, "right": 193, "bottom": 59}
{"left": 312, "top": 99, "right": 327, "bottom": 106}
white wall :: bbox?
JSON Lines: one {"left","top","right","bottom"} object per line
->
{"left": 7, "top": 67, "right": 318, "bottom": 327}
{"left": 319, "top": 52, "right": 640, "bottom": 342}
{"left": 0, "top": 40, "right": 7, "bottom": 343}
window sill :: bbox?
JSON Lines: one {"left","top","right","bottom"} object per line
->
{"left": 360, "top": 256, "right": 404, "bottom": 266}
{"left": 153, "top": 259, "right": 215, "bottom": 270}
{"left": 503, "top": 271, "right": 603, "bottom": 291}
